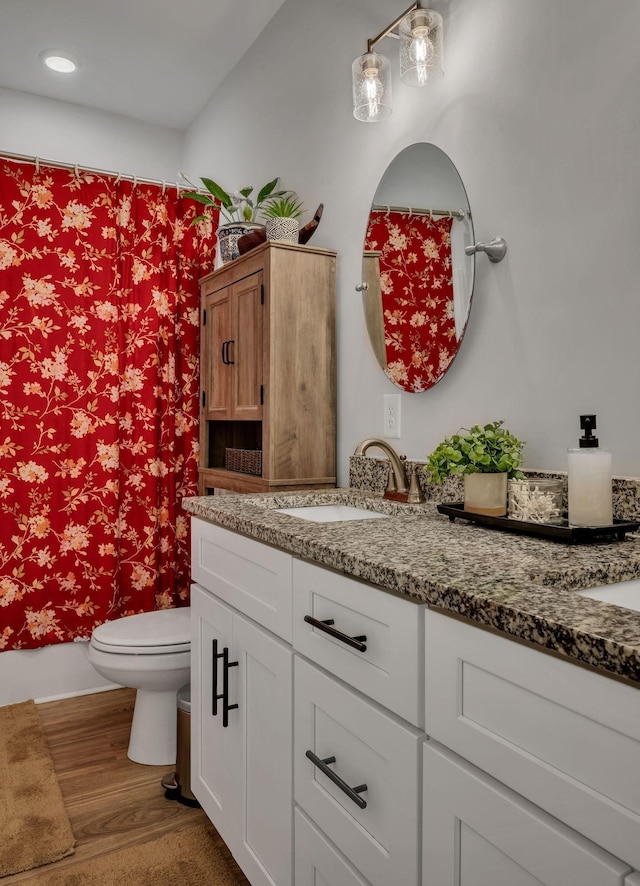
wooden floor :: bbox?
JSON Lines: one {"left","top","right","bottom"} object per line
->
{"left": 3, "top": 688, "right": 250, "bottom": 885}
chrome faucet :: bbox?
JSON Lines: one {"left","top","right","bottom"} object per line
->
{"left": 353, "top": 438, "right": 425, "bottom": 504}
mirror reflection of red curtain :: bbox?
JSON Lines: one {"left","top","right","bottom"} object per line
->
{"left": 0, "top": 159, "right": 216, "bottom": 650}
{"left": 365, "top": 210, "right": 455, "bottom": 392}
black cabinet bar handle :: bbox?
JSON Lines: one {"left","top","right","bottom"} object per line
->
{"left": 222, "top": 646, "right": 238, "bottom": 727}
{"left": 226, "top": 339, "right": 235, "bottom": 365}
{"left": 305, "top": 750, "right": 368, "bottom": 809}
{"left": 212, "top": 639, "right": 238, "bottom": 726}
{"left": 303, "top": 615, "right": 367, "bottom": 652}
{"left": 212, "top": 638, "right": 221, "bottom": 715}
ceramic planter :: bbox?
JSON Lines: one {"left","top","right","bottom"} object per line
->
{"left": 463, "top": 472, "right": 508, "bottom": 516}
{"left": 266, "top": 217, "right": 299, "bottom": 244}
{"left": 218, "top": 222, "right": 265, "bottom": 264}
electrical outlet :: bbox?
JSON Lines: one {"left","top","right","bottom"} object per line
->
{"left": 383, "top": 394, "right": 401, "bottom": 438}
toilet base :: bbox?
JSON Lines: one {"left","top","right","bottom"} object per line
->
{"left": 128, "top": 688, "right": 178, "bottom": 765}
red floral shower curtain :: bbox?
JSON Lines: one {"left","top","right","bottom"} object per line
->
{"left": 0, "top": 159, "right": 216, "bottom": 650}
{"left": 365, "top": 210, "right": 455, "bottom": 392}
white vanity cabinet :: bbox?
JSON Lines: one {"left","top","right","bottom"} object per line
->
{"left": 424, "top": 609, "right": 640, "bottom": 883}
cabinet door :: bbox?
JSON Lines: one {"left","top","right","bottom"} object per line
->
{"left": 423, "top": 741, "right": 632, "bottom": 886}
{"left": 203, "top": 286, "right": 233, "bottom": 419}
{"left": 233, "top": 612, "right": 293, "bottom": 886}
{"left": 190, "top": 584, "right": 236, "bottom": 846}
{"left": 230, "top": 272, "right": 263, "bottom": 420}
{"left": 192, "top": 584, "right": 293, "bottom": 886}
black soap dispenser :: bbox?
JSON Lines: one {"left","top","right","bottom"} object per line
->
{"left": 567, "top": 415, "right": 613, "bottom": 526}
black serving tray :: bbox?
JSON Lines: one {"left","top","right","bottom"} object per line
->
{"left": 436, "top": 502, "right": 639, "bottom": 544}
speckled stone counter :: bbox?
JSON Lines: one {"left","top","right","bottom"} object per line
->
{"left": 183, "top": 488, "right": 640, "bottom": 685}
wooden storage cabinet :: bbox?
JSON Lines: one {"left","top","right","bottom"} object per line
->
{"left": 423, "top": 741, "right": 632, "bottom": 885}
{"left": 198, "top": 241, "right": 337, "bottom": 494}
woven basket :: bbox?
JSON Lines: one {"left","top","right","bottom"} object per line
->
{"left": 224, "top": 448, "right": 262, "bottom": 476}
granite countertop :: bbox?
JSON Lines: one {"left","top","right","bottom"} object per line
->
{"left": 183, "top": 488, "right": 640, "bottom": 685}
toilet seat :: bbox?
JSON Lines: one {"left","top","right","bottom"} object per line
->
{"left": 90, "top": 608, "right": 191, "bottom": 655}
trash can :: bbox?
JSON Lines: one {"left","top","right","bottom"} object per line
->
{"left": 162, "top": 683, "right": 200, "bottom": 808}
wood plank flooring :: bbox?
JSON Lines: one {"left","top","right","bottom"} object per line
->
{"left": 2, "top": 688, "right": 250, "bottom": 885}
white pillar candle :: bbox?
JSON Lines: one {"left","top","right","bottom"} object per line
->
{"left": 567, "top": 448, "right": 612, "bottom": 527}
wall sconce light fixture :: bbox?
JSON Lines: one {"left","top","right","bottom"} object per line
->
{"left": 352, "top": 2, "right": 444, "bottom": 122}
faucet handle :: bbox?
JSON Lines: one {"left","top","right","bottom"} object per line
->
{"left": 385, "top": 469, "right": 398, "bottom": 494}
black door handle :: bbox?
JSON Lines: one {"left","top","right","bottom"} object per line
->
{"left": 226, "top": 339, "right": 235, "bottom": 365}
{"left": 305, "top": 750, "right": 368, "bottom": 809}
{"left": 303, "top": 615, "right": 367, "bottom": 652}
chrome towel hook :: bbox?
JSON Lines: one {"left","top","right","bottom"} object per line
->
{"left": 465, "top": 237, "right": 508, "bottom": 263}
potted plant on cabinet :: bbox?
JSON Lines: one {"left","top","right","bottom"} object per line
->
{"left": 184, "top": 176, "right": 289, "bottom": 263}
{"left": 261, "top": 193, "right": 306, "bottom": 244}
{"left": 423, "top": 420, "right": 525, "bottom": 516}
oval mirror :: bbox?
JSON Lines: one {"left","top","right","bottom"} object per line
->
{"left": 361, "top": 143, "right": 475, "bottom": 392}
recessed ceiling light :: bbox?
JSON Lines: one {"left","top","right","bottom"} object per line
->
{"left": 40, "top": 51, "right": 78, "bottom": 74}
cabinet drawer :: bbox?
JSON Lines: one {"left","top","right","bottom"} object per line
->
{"left": 423, "top": 741, "right": 631, "bottom": 885}
{"left": 191, "top": 518, "right": 292, "bottom": 641}
{"left": 292, "top": 558, "right": 425, "bottom": 727}
{"left": 425, "top": 609, "right": 640, "bottom": 871}
{"left": 294, "top": 807, "right": 372, "bottom": 886}
{"left": 294, "top": 657, "right": 422, "bottom": 886}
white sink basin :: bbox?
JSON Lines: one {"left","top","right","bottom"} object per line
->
{"left": 276, "top": 504, "right": 389, "bottom": 523}
{"left": 576, "top": 579, "right": 640, "bottom": 613}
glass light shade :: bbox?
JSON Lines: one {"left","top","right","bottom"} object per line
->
{"left": 352, "top": 51, "right": 392, "bottom": 122}
{"left": 399, "top": 8, "right": 443, "bottom": 86}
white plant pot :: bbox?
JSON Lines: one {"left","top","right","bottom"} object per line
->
{"left": 266, "top": 217, "right": 299, "bottom": 244}
{"left": 464, "top": 472, "right": 508, "bottom": 516}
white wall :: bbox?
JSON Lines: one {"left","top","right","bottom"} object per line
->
{"left": 0, "top": 86, "right": 184, "bottom": 181}
{"left": 184, "top": 0, "right": 640, "bottom": 480}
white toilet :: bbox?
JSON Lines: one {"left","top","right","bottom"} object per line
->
{"left": 87, "top": 608, "right": 191, "bottom": 765}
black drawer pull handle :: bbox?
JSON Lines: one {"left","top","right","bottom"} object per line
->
{"left": 303, "top": 615, "right": 367, "bottom": 652}
{"left": 305, "top": 750, "right": 368, "bottom": 809}
{"left": 226, "top": 339, "right": 235, "bottom": 365}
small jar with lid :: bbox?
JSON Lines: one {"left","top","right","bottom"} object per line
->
{"left": 508, "top": 478, "right": 565, "bottom": 524}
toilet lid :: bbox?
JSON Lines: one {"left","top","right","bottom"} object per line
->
{"left": 91, "top": 608, "right": 191, "bottom": 655}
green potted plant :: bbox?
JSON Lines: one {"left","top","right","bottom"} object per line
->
{"left": 261, "top": 193, "right": 305, "bottom": 244}
{"left": 183, "top": 176, "right": 289, "bottom": 263}
{"left": 423, "top": 420, "right": 525, "bottom": 516}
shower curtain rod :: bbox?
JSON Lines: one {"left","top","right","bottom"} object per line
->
{"left": 0, "top": 149, "right": 196, "bottom": 192}
{"left": 372, "top": 203, "right": 467, "bottom": 221}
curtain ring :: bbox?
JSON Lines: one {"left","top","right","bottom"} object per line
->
{"left": 114, "top": 172, "right": 122, "bottom": 185}
{"left": 408, "top": 207, "right": 413, "bottom": 218}
{"left": 133, "top": 175, "right": 137, "bottom": 188}
{"left": 448, "top": 209, "right": 453, "bottom": 219}
{"left": 428, "top": 208, "right": 434, "bottom": 221}
{"left": 162, "top": 180, "right": 167, "bottom": 195}
{"left": 385, "top": 205, "right": 390, "bottom": 217}
{"left": 74, "top": 163, "right": 80, "bottom": 178}
{"left": 35, "top": 156, "right": 40, "bottom": 173}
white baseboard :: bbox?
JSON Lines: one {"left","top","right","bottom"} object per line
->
{"left": 0, "top": 640, "right": 116, "bottom": 707}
